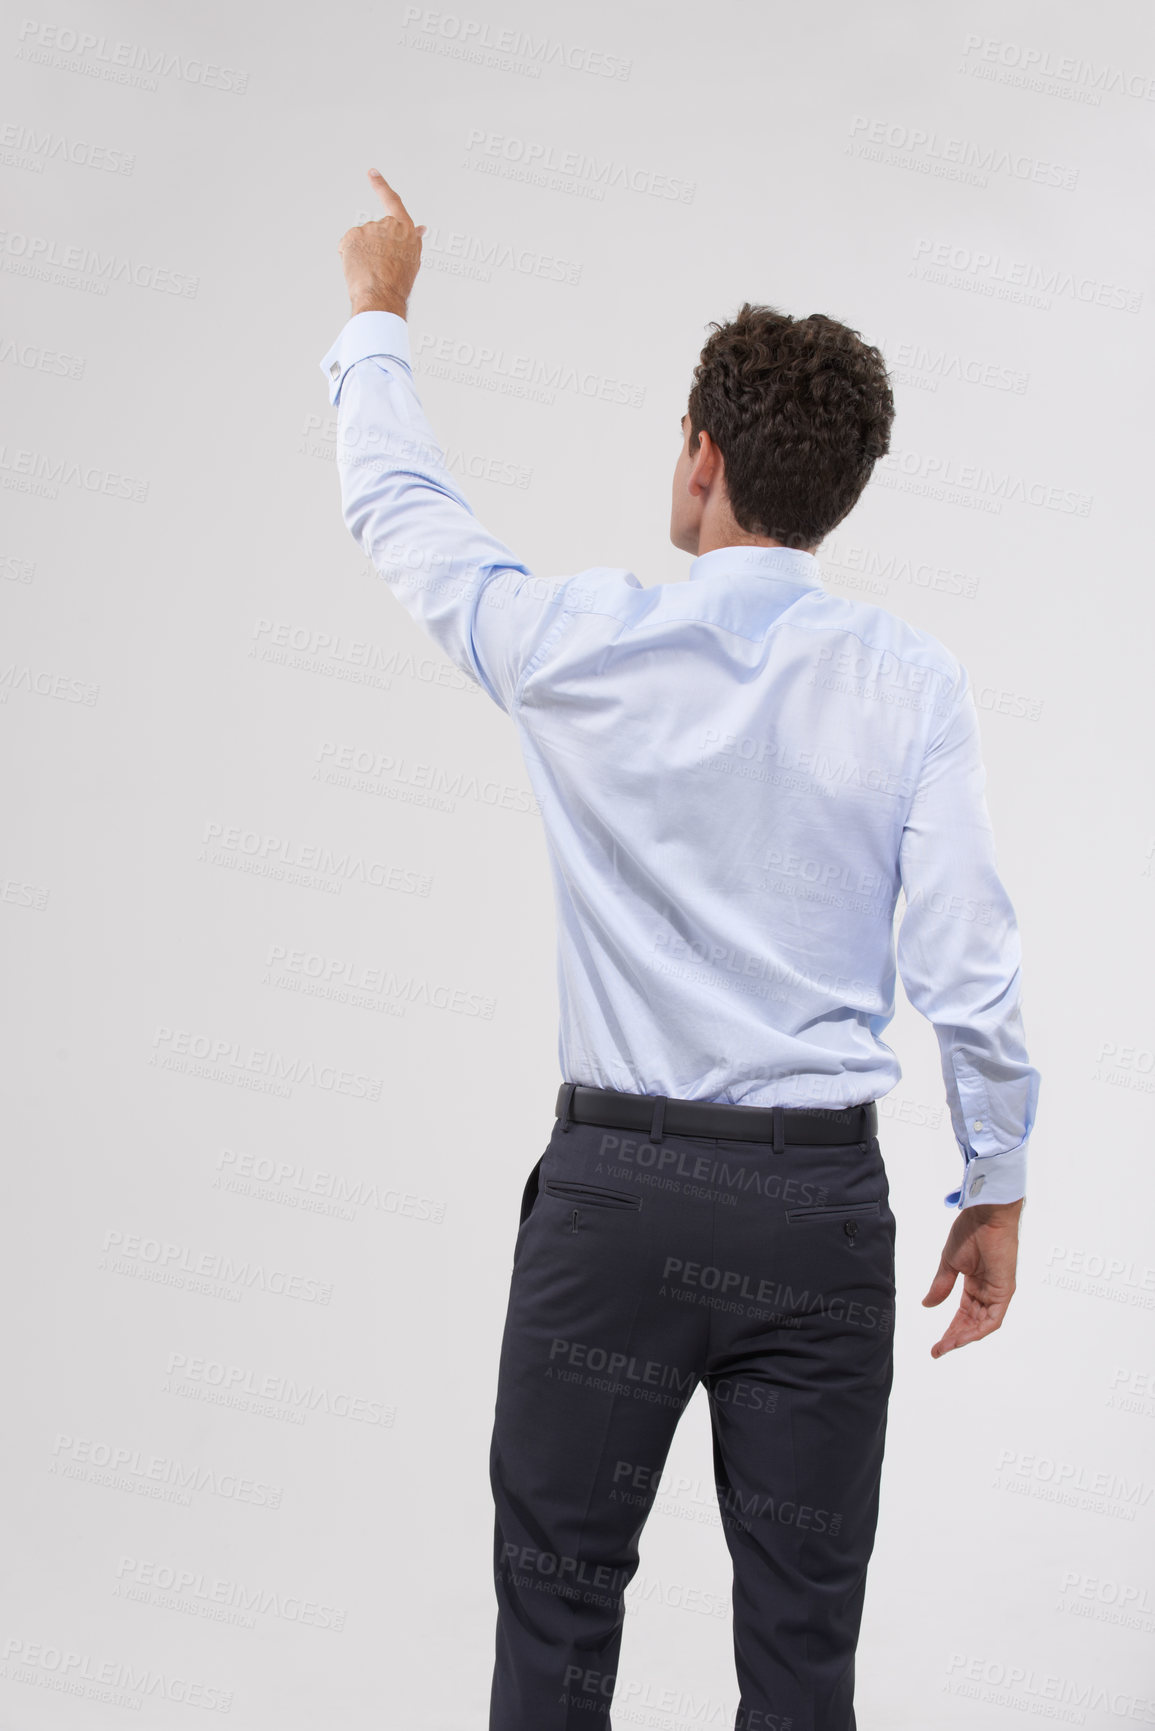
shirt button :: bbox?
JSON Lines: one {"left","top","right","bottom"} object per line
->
{"left": 973, "top": 1119, "right": 984, "bottom": 1130}
{"left": 329, "top": 361, "right": 341, "bottom": 379}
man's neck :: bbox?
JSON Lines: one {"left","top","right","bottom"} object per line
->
{"left": 697, "top": 533, "right": 795, "bottom": 556}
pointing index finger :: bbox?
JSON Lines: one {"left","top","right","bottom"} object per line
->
{"left": 367, "top": 167, "right": 413, "bottom": 224}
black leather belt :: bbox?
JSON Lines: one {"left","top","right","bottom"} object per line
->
{"left": 555, "top": 1083, "right": 877, "bottom": 1148}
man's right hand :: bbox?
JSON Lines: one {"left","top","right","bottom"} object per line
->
{"left": 338, "top": 169, "right": 427, "bottom": 319}
{"left": 921, "top": 1197, "right": 1023, "bottom": 1357}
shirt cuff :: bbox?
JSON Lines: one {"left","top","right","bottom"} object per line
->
{"left": 944, "top": 1136, "right": 1028, "bottom": 1211}
{"left": 318, "top": 310, "right": 412, "bottom": 405}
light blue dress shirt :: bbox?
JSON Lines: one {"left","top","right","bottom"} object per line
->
{"left": 319, "top": 311, "right": 1040, "bottom": 1211}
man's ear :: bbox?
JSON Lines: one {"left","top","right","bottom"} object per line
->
{"left": 690, "top": 427, "right": 720, "bottom": 492}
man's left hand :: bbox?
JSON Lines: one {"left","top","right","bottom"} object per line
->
{"left": 922, "top": 1197, "right": 1023, "bottom": 1357}
{"left": 338, "top": 169, "right": 426, "bottom": 320}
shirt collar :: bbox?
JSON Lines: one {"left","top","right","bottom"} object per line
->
{"left": 687, "top": 544, "right": 823, "bottom": 590}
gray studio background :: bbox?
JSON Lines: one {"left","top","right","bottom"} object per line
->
{"left": 2, "top": 1, "right": 1153, "bottom": 1726}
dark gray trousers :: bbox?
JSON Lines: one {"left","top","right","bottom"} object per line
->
{"left": 488, "top": 1107, "right": 897, "bottom": 1730}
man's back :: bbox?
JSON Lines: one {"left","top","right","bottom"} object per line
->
{"left": 514, "top": 544, "right": 957, "bottom": 1105}
{"left": 511, "top": 543, "right": 1034, "bottom": 1211}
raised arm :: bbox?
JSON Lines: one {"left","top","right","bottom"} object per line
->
{"left": 319, "top": 171, "right": 574, "bottom": 714}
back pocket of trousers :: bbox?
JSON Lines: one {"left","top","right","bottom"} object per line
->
{"left": 785, "top": 1199, "right": 880, "bottom": 1224}
{"left": 543, "top": 1178, "right": 642, "bottom": 1211}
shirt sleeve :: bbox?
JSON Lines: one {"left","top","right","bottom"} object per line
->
{"left": 895, "top": 664, "right": 1041, "bottom": 1212}
{"left": 318, "top": 310, "right": 575, "bottom": 715}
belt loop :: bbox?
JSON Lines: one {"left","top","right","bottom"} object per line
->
{"left": 650, "top": 1095, "right": 666, "bottom": 1145}
{"left": 772, "top": 1106, "right": 785, "bottom": 1154}
{"left": 560, "top": 1082, "right": 577, "bottom": 1133}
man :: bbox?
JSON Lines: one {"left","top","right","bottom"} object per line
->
{"left": 320, "top": 171, "right": 1040, "bottom": 1731}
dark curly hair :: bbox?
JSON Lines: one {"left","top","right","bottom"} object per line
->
{"left": 686, "top": 302, "right": 895, "bottom": 550}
